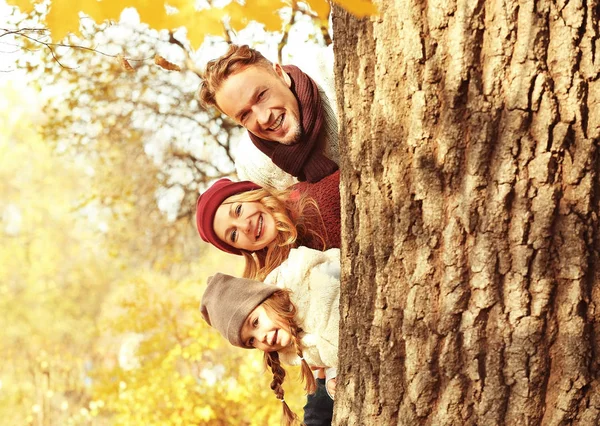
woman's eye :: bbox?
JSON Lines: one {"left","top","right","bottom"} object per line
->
{"left": 235, "top": 204, "right": 242, "bottom": 216}
{"left": 258, "top": 90, "right": 267, "bottom": 100}
{"left": 230, "top": 229, "right": 238, "bottom": 243}
{"left": 248, "top": 337, "right": 255, "bottom": 347}
{"left": 253, "top": 318, "right": 259, "bottom": 327}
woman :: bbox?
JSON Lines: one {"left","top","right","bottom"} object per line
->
{"left": 196, "top": 170, "right": 340, "bottom": 280}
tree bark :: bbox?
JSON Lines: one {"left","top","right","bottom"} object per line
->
{"left": 332, "top": 0, "right": 600, "bottom": 424}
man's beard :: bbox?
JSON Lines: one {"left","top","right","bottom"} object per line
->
{"left": 280, "top": 121, "right": 302, "bottom": 145}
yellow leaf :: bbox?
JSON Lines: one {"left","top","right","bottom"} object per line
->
{"left": 45, "top": 0, "right": 82, "bottom": 39}
{"left": 179, "top": 8, "right": 229, "bottom": 49}
{"left": 305, "top": 0, "right": 330, "bottom": 21}
{"left": 164, "top": 0, "right": 197, "bottom": 12}
{"left": 225, "top": 2, "right": 247, "bottom": 32}
{"left": 333, "top": 0, "right": 378, "bottom": 17}
{"left": 227, "top": 0, "right": 284, "bottom": 32}
{"left": 124, "top": 0, "right": 179, "bottom": 29}
{"left": 6, "top": 0, "right": 36, "bottom": 14}
{"left": 10, "top": 0, "right": 375, "bottom": 48}
{"left": 80, "top": 0, "right": 127, "bottom": 23}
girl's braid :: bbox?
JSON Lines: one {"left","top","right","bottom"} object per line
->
{"left": 266, "top": 351, "right": 302, "bottom": 426}
{"left": 261, "top": 289, "right": 319, "bottom": 425}
{"left": 289, "top": 326, "right": 317, "bottom": 394}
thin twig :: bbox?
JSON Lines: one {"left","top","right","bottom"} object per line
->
{"left": 166, "top": 30, "right": 203, "bottom": 78}
{"left": 3, "top": 28, "right": 153, "bottom": 67}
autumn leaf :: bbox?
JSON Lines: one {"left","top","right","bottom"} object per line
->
{"left": 305, "top": 0, "right": 331, "bottom": 21}
{"left": 155, "top": 54, "right": 181, "bottom": 71}
{"left": 8, "top": 0, "right": 377, "bottom": 49}
{"left": 6, "top": 0, "right": 36, "bottom": 14}
{"left": 230, "top": 0, "right": 285, "bottom": 32}
{"left": 80, "top": 0, "right": 127, "bottom": 23}
{"left": 117, "top": 54, "right": 135, "bottom": 72}
{"left": 132, "top": 0, "right": 172, "bottom": 29}
{"left": 45, "top": 0, "right": 83, "bottom": 40}
{"left": 334, "top": 0, "right": 378, "bottom": 17}
{"left": 171, "top": 7, "right": 229, "bottom": 48}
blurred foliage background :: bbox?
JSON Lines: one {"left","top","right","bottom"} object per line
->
{"left": 0, "top": 0, "right": 357, "bottom": 423}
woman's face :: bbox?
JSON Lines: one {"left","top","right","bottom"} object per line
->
{"left": 213, "top": 200, "right": 278, "bottom": 252}
{"left": 240, "top": 304, "right": 291, "bottom": 352}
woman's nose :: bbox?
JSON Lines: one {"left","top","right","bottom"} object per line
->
{"left": 233, "top": 217, "right": 251, "bottom": 234}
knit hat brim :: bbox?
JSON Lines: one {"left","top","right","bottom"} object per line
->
{"left": 201, "top": 273, "right": 280, "bottom": 348}
{"left": 196, "top": 179, "right": 261, "bottom": 255}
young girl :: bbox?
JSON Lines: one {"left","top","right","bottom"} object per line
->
{"left": 195, "top": 170, "right": 340, "bottom": 281}
{"left": 200, "top": 246, "right": 340, "bottom": 425}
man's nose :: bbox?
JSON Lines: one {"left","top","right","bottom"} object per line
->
{"left": 255, "top": 106, "right": 271, "bottom": 126}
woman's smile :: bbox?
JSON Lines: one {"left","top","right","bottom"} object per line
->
{"left": 255, "top": 214, "right": 263, "bottom": 240}
{"left": 213, "top": 201, "right": 278, "bottom": 252}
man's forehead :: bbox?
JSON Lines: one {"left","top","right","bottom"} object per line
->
{"left": 220, "top": 63, "right": 277, "bottom": 87}
{"left": 217, "top": 76, "right": 260, "bottom": 114}
{"left": 215, "top": 64, "right": 278, "bottom": 115}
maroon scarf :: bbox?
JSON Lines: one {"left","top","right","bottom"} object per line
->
{"left": 248, "top": 65, "right": 338, "bottom": 183}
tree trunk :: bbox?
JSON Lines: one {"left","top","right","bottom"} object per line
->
{"left": 332, "top": 0, "right": 600, "bottom": 424}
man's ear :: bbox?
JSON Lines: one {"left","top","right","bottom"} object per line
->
{"left": 273, "top": 63, "right": 292, "bottom": 88}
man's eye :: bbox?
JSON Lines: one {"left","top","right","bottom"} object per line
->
{"left": 230, "top": 229, "right": 238, "bottom": 243}
{"left": 235, "top": 204, "right": 242, "bottom": 216}
{"left": 258, "top": 90, "right": 267, "bottom": 100}
{"left": 240, "top": 112, "right": 249, "bottom": 123}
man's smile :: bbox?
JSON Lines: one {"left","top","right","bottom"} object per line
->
{"left": 268, "top": 114, "right": 284, "bottom": 132}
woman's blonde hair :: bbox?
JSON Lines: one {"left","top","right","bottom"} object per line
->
{"left": 261, "top": 289, "right": 316, "bottom": 426}
{"left": 224, "top": 187, "right": 326, "bottom": 281}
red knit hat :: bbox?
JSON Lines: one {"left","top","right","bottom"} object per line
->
{"left": 195, "top": 178, "right": 261, "bottom": 255}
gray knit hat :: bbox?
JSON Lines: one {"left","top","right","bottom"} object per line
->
{"left": 201, "top": 273, "right": 280, "bottom": 348}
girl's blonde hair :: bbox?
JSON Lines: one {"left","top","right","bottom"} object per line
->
{"left": 261, "top": 289, "right": 317, "bottom": 426}
{"left": 225, "top": 187, "right": 326, "bottom": 281}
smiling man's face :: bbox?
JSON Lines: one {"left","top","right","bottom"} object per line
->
{"left": 214, "top": 63, "right": 302, "bottom": 145}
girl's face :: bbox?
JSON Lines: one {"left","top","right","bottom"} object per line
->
{"left": 213, "top": 200, "right": 278, "bottom": 252}
{"left": 240, "top": 305, "right": 291, "bottom": 352}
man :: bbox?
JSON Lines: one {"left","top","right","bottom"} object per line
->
{"left": 198, "top": 44, "right": 339, "bottom": 189}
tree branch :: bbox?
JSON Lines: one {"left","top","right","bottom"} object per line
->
{"left": 278, "top": 1, "right": 298, "bottom": 63}
{"left": 2, "top": 27, "right": 155, "bottom": 69}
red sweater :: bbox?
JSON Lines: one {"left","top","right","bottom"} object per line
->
{"left": 292, "top": 170, "right": 341, "bottom": 250}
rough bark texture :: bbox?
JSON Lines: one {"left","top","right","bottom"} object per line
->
{"left": 332, "top": 0, "right": 600, "bottom": 424}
